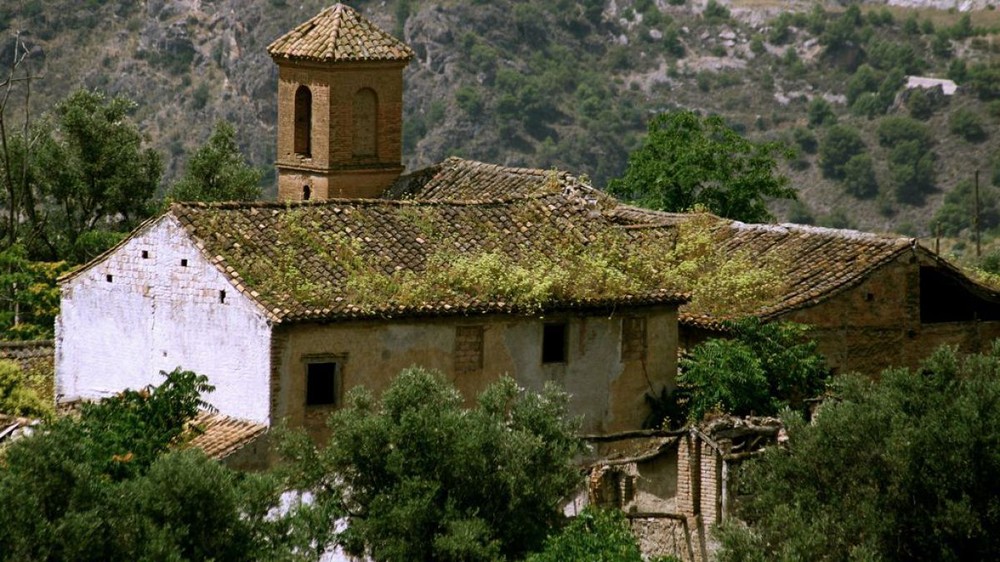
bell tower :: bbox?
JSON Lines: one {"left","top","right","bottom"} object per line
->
{"left": 268, "top": 4, "right": 413, "bottom": 201}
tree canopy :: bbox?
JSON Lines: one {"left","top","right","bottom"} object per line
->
{"left": 168, "top": 121, "right": 263, "bottom": 203}
{"left": 717, "top": 344, "right": 1000, "bottom": 562}
{"left": 607, "top": 111, "right": 795, "bottom": 223}
{"left": 31, "top": 89, "right": 162, "bottom": 262}
{"left": 676, "top": 318, "right": 829, "bottom": 422}
{"left": 280, "top": 366, "right": 584, "bottom": 562}
{"left": 0, "top": 369, "right": 307, "bottom": 561}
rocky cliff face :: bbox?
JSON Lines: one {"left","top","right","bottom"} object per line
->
{"left": 2, "top": 0, "right": 998, "bottom": 239}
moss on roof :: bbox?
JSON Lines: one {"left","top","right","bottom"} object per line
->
{"left": 170, "top": 195, "right": 690, "bottom": 322}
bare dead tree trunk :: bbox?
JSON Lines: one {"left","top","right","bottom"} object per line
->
{"left": 0, "top": 33, "right": 30, "bottom": 249}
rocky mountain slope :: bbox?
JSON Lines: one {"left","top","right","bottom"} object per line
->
{"left": 2, "top": 0, "right": 999, "bottom": 245}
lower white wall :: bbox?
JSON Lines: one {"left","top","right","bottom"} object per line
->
{"left": 56, "top": 216, "right": 273, "bottom": 424}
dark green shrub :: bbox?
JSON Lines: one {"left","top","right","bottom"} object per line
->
{"left": 819, "top": 125, "right": 865, "bottom": 179}
{"left": 842, "top": 153, "right": 878, "bottom": 198}
{"left": 950, "top": 108, "right": 988, "bottom": 142}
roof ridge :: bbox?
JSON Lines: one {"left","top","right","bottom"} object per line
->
{"left": 169, "top": 192, "right": 566, "bottom": 213}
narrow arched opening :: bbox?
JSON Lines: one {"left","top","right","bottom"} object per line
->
{"left": 294, "top": 86, "right": 312, "bottom": 157}
{"left": 352, "top": 88, "right": 377, "bottom": 158}
{"left": 302, "top": 185, "right": 311, "bottom": 201}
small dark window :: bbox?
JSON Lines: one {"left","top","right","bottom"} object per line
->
{"left": 106, "top": 274, "right": 113, "bottom": 283}
{"left": 219, "top": 290, "right": 226, "bottom": 304}
{"left": 542, "top": 322, "right": 568, "bottom": 364}
{"left": 180, "top": 259, "right": 188, "bottom": 267}
{"left": 141, "top": 250, "right": 149, "bottom": 259}
{"left": 294, "top": 86, "right": 312, "bottom": 157}
{"left": 303, "top": 185, "right": 311, "bottom": 201}
{"left": 306, "top": 362, "right": 338, "bottom": 406}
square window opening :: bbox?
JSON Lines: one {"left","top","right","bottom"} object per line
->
{"left": 542, "top": 322, "right": 568, "bottom": 364}
{"left": 141, "top": 250, "right": 149, "bottom": 259}
{"left": 306, "top": 362, "right": 338, "bottom": 406}
{"left": 180, "top": 259, "right": 188, "bottom": 267}
{"left": 106, "top": 274, "right": 113, "bottom": 283}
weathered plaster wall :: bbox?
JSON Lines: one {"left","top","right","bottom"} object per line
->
{"left": 56, "top": 217, "right": 272, "bottom": 424}
{"left": 273, "top": 307, "right": 679, "bottom": 439}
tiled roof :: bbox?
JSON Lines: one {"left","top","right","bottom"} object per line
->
{"left": 168, "top": 194, "right": 687, "bottom": 323}
{"left": 384, "top": 157, "right": 609, "bottom": 203}
{"left": 679, "top": 221, "right": 916, "bottom": 329}
{"left": 267, "top": 3, "right": 414, "bottom": 63}
{"left": 184, "top": 411, "right": 267, "bottom": 461}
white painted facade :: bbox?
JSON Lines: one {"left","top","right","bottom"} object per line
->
{"left": 56, "top": 216, "right": 273, "bottom": 424}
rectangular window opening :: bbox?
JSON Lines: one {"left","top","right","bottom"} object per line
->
{"left": 219, "top": 290, "right": 226, "bottom": 304}
{"left": 106, "top": 274, "right": 113, "bottom": 283}
{"left": 180, "top": 259, "right": 188, "bottom": 267}
{"left": 141, "top": 250, "right": 149, "bottom": 259}
{"left": 542, "top": 322, "right": 568, "bottom": 364}
{"left": 306, "top": 362, "right": 338, "bottom": 406}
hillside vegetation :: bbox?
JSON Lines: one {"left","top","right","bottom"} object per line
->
{"left": 2, "top": 0, "right": 1000, "bottom": 247}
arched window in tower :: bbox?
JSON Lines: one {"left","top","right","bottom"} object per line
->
{"left": 302, "top": 185, "right": 311, "bottom": 201}
{"left": 352, "top": 88, "right": 377, "bottom": 158}
{"left": 294, "top": 86, "right": 312, "bottom": 157}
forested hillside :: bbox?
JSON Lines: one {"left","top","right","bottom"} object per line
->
{"left": 2, "top": 0, "right": 1000, "bottom": 243}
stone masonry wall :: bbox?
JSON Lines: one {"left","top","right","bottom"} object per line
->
{"left": 276, "top": 60, "right": 406, "bottom": 200}
{"left": 56, "top": 216, "right": 272, "bottom": 424}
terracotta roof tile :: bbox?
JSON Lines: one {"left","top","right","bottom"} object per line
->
{"left": 678, "top": 220, "right": 915, "bottom": 328}
{"left": 184, "top": 411, "right": 267, "bottom": 460}
{"left": 384, "top": 157, "right": 611, "bottom": 203}
{"left": 168, "top": 194, "right": 688, "bottom": 323}
{"left": 267, "top": 4, "right": 413, "bottom": 63}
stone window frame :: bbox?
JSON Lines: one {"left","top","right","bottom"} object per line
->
{"left": 302, "top": 353, "right": 346, "bottom": 408}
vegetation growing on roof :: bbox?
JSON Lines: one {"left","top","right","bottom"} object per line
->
{"left": 210, "top": 203, "right": 785, "bottom": 318}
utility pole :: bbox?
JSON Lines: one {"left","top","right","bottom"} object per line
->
{"left": 975, "top": 170, "right": 981, "bottom": 258}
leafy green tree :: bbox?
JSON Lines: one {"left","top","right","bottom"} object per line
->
{"left": 0, "top": 244, "right": 67, "bottom": 339}
{"left": 807, "top": 97, "right": 837, "bottom": 127}
{"left": 842, "top": 153, "right": 878, "bottom": 198}
{"left": 677, "top": 319, "right": 828, "bottom": 421}
{"left": 168, "top": 121, "right": 263, "bottom": 202}
{"left": 933, "top": 178, "right": 999, "bottom": 236}
{"left": 819, "top": 125, "right": 865, "bottom": 179}
{"left": 281, "top": 367, "right": 583, "bottom": 562}
{"left": 847, "top": 65, "right": 880, "bottom": 107}
{"left": 607, "top": 111, "right": 794, "bottom": 223}
{"left": 527, "top": 507, "right": 677, "bottom": 562}
{"left": 877, "top": 116, "right": 933, "bottom": 152}
{"left": 0, "top": 369, "right": 306, "bottom": 561}
{"left": 907, "top": 88, "right": 935, "bottom": 120}
{"left": 877, "top": 117, "right": 936, "bottom": 203}
{"left": 0, "top": 359, "right": 51, "bottom": 418}
{"left": 968, "top": 63, "right": 1000, "bottom": 100}
{"left": 31, "top": 89, "right": 162, "bottom": 261}
{"left": 949, "top": 108, "right": 987, "bottom": 143}
{"left": 718, "top": 344, "right": 1000, "bottom": 562}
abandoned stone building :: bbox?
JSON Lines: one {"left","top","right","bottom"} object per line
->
{"left": 46, "top": 3, "right": 1000, "bottom": 559}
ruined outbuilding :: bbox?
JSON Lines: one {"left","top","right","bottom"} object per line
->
{"left": 583, "top": 416, "right": 783, "bottom": 562}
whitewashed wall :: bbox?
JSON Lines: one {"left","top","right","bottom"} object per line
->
{"left": 56, "top": 216, "right": 273, "bottom": 424}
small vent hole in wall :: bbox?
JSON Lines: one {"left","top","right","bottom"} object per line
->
{"left": 141, "top": 250, "right": 149, "bottom": 259}
{"left": 865, "top": 292, "right": 875, "bottom": 302}
{"left": 106, "top": 274, "right": 113, "bottom": 283}
{"left": 180, "top": 259, "right": 188, "bottom": 267}
{"left": 219, "top": 290, "right": 226, "bottom": 304}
